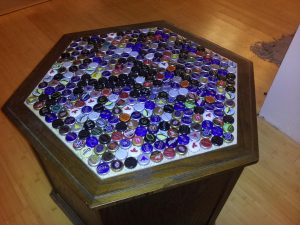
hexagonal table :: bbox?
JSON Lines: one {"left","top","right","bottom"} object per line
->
{"left": 3, "top": 21, "right": 258, "bottom": 225}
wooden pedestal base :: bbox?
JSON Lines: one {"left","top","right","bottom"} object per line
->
{"left": 48, "top": 161, "right": 242, "bottom": 225}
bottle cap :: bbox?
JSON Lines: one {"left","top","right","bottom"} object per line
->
{"left": 150, "top": 151, "right": 163, "bottom": 163}
{"left": 97, "top": 162, "right": 110, "bottom": 175}
{"left": 124, "top": 157, "right": 138, "bottom": 169}
{"left": 137, "top": 154, "right": 150, "bottom": 166}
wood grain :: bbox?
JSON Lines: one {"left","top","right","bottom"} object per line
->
{"left": 0, "top": 0, "right": 299, "bottom": 225}
{"left": 0, "top": 0, "right": 49, "bottom": 16}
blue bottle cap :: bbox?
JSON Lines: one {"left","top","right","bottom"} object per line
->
{"left": 66, "top": 82, "right": 76, "bottom": 89}
{"left": 102, "top": 70, "right": 111, "bottom": 77}
{"left": 145, "top": 100, "right": 156, "bottom": 110}
{"left": 166, "top": 138, "right": 178, "bottom": 148}
{"left": 214, "top": 102, "right": 224, "bottom": 109}
{"left": 92, "top": 57, "right": 102, "bottom": 64}
{"left": 94, "top": 144, "right": 105, "bottom": 155}
{"left": 81, "top": 93, "right": 90, "bottom": 101}
{"left": 96, "top": 118, "right": 107, "bottom": 127}
{"left": 150, "top": 115, "right": 161, "bottom": 123}
{"left": 167, "top": 97, "right": 176, "bottom": 103}
{"left": 204, "top": 104, "right": 214, "bottom": 111}
{"left": 57, "top": 97, "right": 67, "bottom": 105}
{"left": 64, "top": 116, "right": 76, "bottom": 125}
{"left": 201, "top": 120, "right": 214, "bottom": 130}
{"left": 65, "top": 132, "right": 77, "bottom": 142}
{"left": 131, "top": 111, "right": 142, "bottom": 120}
{"left": 223, "top": 133, "right": 234, "bottom": 143}
{"left": 212, "top": 126, "right": 224, "bottom": 137}
{"left": 55, "top": 84, "right": 65, "bottom": 92}
{"left": 96, "top": 162, "right": 110, "bottom": 175}
{"left": 120, "top": 139, "right": 132, "bottom": 149}
{"left": 122, "top": 86, "right": 132, "bottom": 92}
{"left": 173, "top": 110, "right": 182, "bottom": 118}
{"left": 183, "top": 108, "right": 194, "bottom": 116}
{"left": 177, "top": 135, "right": 190, "bottom": 145}
{"left": 68, "top": 94, "right": 78, "bottom": 101}
{"left": 174, "top": 102, "right": 185, "bottom": 111}
{"left": 100, "top": 109, "right": 112, "bottom": 119}
{"left": 135, "top": 126, "right": 148, "bottom": 137}
{"left": 215, "top": 94, "right": 225, "bottom": 102}
{"left": 108, "top": 116, "right": 119, "bottom": 125}
{"left": 148, "top": 94, "right": 157, "bottom": 100}
{"left": 138, "top": 96, "right": 147, "bottom": 103}
{"left": 45, "top": 113, "right": 57, "bottom": 123}
{"left": 154, "top": 140, "right": 166, "bottom": 151}
{"left": 104, "top": 124, "right": 114, "bottom": 133}
{"left": 181, "top": 116, "right": 192, "bottom": 125}
{"left": 86, "top": 136, "right": 99, "bottom": 148}
{"left": 44, "top": 87, "right": 55, "bottom": 95}
{"left": 214, "top": 109, "right": 224, "bottom": 118}
{"left": 201, "top": 129, "right": 212, "bottom": 138}
{"left": 141, "top": 143, "right": 153, "bottom": 154}
{"left": 81, "top": 106, "right": 92, "bottom": 114}
{"left": 62, "top": 89, "right": 72, "bottom": 97}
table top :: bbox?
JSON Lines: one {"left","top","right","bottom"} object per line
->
{"left": 3, "top": 21, "right": 258, "bottom": 209}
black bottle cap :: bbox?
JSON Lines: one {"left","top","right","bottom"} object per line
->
{"left": 158, "top": 91, "right": 168, "bottom": 99}
{"left": 53, "top": 73, "right": 63, "bottom": 80}
{"left": 163, "top": 104, "right": 174, "bottom": 113}
{"left": 159, "top": 121, "right": 170, "bottom": 131}
{"left": 102, "top": 151, "right": 114, "bottom": 162}
{"left": 225, "top": 86, "right": 236, "bottom": 93}
{"left": 153, "top": 80, "right": 162, "bottom": 87}
{"left": 45, "top": 98, "right": 56, "bottom": 107}
{"left": 130, "top": 90, "right": 140, "bottom": 98}
{"left": 227, "top": 73, "right": 236, "bottom": 80}
{"left": 93, "top": 103, "right": 105, "bottom": 113}
{"left": 144, "top": 134, "right": 156, "bottom": 144}
{"left": 51, "top": 92, "right": 61, "bottom": 99}
{"left": 223, "top": 115, "right": 234, "bottom": 124}
{"left": 139, "top": 118, "right": 150, "bottom": 126}
{"left": 115, "top": 122, "right": 128, "bottom": 132}
{"left": 52, "top": 119, "right": 64, "bottom": 129}
{"left": 58, "top": 67, "right": 67, "bottom": 73}
{"left": 99, "top": 134, "right": 111, "bottom": 144}
{"left": 38, "top": 94, "right": 49, "bottom": 102}
{"left": 194, "top": 106, "right": 205, "bottom": 114}
{"left": 176, "top": 95, "right": 186, "bottom": 102}
{"left": 59, "top": 125, "right": 70, "bottom": 136}
{"left": 39, "top": 107, "right": 51, "bottom": 116}
{"left": 211, "top": 136, "right": 223, "bottom": 146}
{"left": 78, "top": 129, "right": 90, "bottom": 140}
{"left": 124, "top": 157, "right": 138, "bottom": 169}
{"left": 73, "top": 87, "right": 83, "bottom": 95}
{"left": 179, "top": 125, "right": 190, "bottom": 134}
{"left": 88, "top": 79, "right": 97, "bottom": 86}
{"left": 69, "top": 65, "right": 78, "bottom": 72}
{"left": 84, "top": 120, "right": 95, "bottom": 130}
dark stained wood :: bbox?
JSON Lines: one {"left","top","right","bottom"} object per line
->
{"left": 100, "top": 168, "right": 243, "bottom": 225}
{"left": 50, "top": 192, "right": 86, "bottom": 225}
{"left": 2, "top": 21, "right": 258, "bottom": 225}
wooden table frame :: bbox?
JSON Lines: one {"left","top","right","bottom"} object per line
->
{"left": 3, "top": 21, "right": 258, "bottom": 225}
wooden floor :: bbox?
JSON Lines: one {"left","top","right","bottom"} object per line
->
{"left": 0, "top": 0, "right": 299, "bottom": 224}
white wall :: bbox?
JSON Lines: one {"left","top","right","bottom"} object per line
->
{"left": 260, "top": 25, "right": 300, "bottom": 144}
